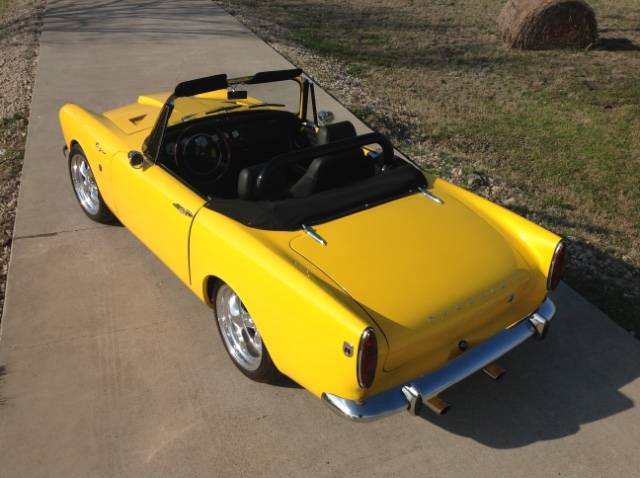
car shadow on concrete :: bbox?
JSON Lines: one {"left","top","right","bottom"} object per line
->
{"left": 271, "top": 375, "right": 302, "bottom": 389}
{"left": 417, "top": 284, "right": 640, "bottom": 448}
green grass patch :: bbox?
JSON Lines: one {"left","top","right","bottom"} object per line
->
{"left": 438, "top": 81, "right": 640, "bottom": 220}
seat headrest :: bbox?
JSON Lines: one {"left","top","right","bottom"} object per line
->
{"left": 289, "top": 149, "right": 375, "bottom": 198}
{"left": 316, "top": 121, "right": 357, "bottom": 145}
{"left": 237, "top": 162, "right": 267, "bottom": 200}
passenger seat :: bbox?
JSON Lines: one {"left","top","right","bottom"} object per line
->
{"left": 316, "top": 121, "right": 357, "bottom": 145}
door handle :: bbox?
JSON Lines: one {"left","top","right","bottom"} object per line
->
{"left": 172, "top": 202, "right": 193, "bottom": 217}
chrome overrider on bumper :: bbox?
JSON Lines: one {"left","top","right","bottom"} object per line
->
{"left": 322, "top": 297, "right": 556, "bottom": 421}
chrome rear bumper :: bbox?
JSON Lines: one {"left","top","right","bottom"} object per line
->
{"left": 322, "top": 298, "right": 556, "bottom": 421}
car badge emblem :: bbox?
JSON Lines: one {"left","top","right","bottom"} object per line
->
{"left": 95, "top": 142, "right": 107, "bottom": 154}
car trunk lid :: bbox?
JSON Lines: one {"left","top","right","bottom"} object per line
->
{"left": 289, "top": 191, "right": 535, "bottom": 371}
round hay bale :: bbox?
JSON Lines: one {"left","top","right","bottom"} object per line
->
{"left": 497, "top": 0, "right": 598, "bottom": 50}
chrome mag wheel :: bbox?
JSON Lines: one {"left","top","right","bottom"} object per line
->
{"left": 215, "top": 284, "right": 263, "bottom": 372}
{"left": 70, "top": 153, "right": 100, "bottom": 216}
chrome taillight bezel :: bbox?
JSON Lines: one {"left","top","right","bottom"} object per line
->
{"left": 357, "top": 327, "right": 377, "bottom": 389}
{"left": 547, "top": 240, "right": 567, "bottom": 290}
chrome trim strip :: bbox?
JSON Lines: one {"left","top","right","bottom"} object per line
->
{"left": 418, "top": 186, "right": 444, "bottom": 204}
{"left": 302, "top": 224, "right": 327, "bottom": 246}
{"left": 322, "top": 297, "right": 556, "bottom": 421}
{"left": 172, "top": 202, "right": 194, "bottom": 218}
{"left": 528, "top": 297, "right": 555, "bottom": 339}
{"left": 401, "top": 384, "right": 422, "bottom": 416}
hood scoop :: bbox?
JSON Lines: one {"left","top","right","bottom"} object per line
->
{"left": 129, "top": 114, "right": 147, "bottom": 125}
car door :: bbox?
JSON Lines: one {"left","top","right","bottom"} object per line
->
{"left": 111, "top": 151, "right": 206, "bottom": 286}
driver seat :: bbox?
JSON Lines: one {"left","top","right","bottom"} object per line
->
{"left": 237, "top": 162, "right": 268, "bottom": 200}
{"left": 316, "top": 121, "right": 357, "bottom": 145}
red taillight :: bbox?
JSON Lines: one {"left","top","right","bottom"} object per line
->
{"left": 357, "top": 328, "right": 377, "bottom": 389}
{"left": 548, "top": 241, "right": 567, "bottom": 290}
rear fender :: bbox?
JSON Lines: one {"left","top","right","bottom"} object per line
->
{"left": 432, "top": 177, "right": 562, "bottom": 288}
{"left": 189, "top": 208, "right": 386, "bottom": 401}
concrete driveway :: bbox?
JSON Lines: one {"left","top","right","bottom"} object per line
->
{"left": 1, "top": 1, "right": 639, "bottom": 476}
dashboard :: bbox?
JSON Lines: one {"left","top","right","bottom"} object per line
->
{"left": 159, "top": 110, "right": 305, "bottom": 171}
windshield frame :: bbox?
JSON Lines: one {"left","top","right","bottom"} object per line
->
{"left": 142, "top": 68, "right": 314, "bottom": 163}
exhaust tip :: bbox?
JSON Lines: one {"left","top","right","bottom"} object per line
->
{"left": 483, "top": 362, "right": 505, "bottom": 381}
{"left": 425, "top": 396, "right": 450, "bottom": 415}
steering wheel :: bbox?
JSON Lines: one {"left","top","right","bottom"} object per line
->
{"left": 175, "top": 123, "right": 231, "bottom": 183}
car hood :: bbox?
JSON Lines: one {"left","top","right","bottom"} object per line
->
{"left": 102, "top": 93, "right": 168, "bottom": 135}
{"left": 102, "top": 91, "right": 283, "bottom": 137}
{"left": 289, "top": 189, "right": 537, "bottom": 371}
{"left": 101, "top": 91, "right": 249, "bottom": 152}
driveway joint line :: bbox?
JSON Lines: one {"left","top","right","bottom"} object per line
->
{"left": 4, "top": 318, "right": 178, "bottom": 352}
{"left": 13, "top": 224, "right": 112, "bottom": 241}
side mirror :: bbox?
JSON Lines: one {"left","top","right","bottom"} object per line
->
{"left": 128, "top": 151, "right": 145, "bottom": 169}
{"left": 318, "top": 110, "right": 335, "bottom": 126}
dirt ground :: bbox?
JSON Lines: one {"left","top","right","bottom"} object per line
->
{"left": 0, "top": 0, "right": 44, "bottom": 323}
{"left": 218, "top": 0, "right": 640, "bottom": 336}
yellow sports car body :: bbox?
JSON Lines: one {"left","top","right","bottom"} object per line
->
{"left": 59, "top": 69, "right": 565, "bottom": 420}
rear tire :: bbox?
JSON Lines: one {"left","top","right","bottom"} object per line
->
{"left": 68, "top": 144, "right": 115, "bottom": 224}
{"left": 213, "top": 282, "right": 280, "bottom": 383}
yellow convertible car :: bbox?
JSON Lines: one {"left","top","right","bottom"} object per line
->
{"left": 59, "top": 69, "right": 565, "bottom": 421}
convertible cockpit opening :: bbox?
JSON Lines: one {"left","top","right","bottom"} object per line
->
{"left": 149, "top": 68, "right": 427, "bottom": 230}
{"left": 210, "top": 159, "right": 427, "bottom": 231}
{"left": 201, "top": 120, "right": 426, "bottom": 231}
{"left": 156, "top": 109, "right": 308, "bottom": 198}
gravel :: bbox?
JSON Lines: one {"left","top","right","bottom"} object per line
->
{"left": 0, "top": 0, "right": 45, "bottom": 324}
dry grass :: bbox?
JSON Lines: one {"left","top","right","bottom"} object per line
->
{"left": 220, "top": 0, "right": 640, "bottom": 333}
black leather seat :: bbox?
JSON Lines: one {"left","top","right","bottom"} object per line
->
{"left": 290, "top": 121, "right": 373, "bottom": 197}
{"left": 316, "top": 121, "right": 357, "bottom": 145}
{"left": 236, "top": 121, "right": 369, "bottom": 201}
{"left": 237, "top": 162, "right": 267, "bottom": 200}
{"left": 237, "top": 158, "right": 300, "bottom": 201}
{"left": 289, "top": 148, "right": 375, "bottom": 198}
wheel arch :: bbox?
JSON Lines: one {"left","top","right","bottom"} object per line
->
{"left": 188, "top": 216, "right": 374, "bottom": 400}
{"left": 203, "top": 275, "right": 224, "bottom": 308}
